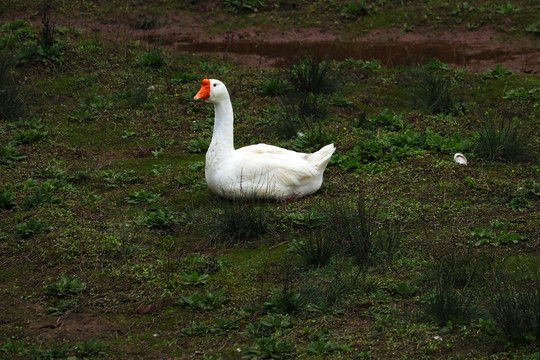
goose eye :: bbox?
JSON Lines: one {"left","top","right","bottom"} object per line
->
{"left": 213, "top": 84, "right": 217, "bottom": 87}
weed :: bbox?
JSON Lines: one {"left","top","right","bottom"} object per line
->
{"left": 99, "top": 170, "right": 144, "bottom": 187}
{"left": 16, "top": 217, "right": 52, "bottom": 237}
{"left": 422, "top": 248, "right": 479, "bottom": 324}
{"left": 0, "top": 339, "right": 25, "bottom": 358}
{"left": 171, "top": 71, "right": 198, "bottom": 84}
{"left": 0, "top": 143, "right": 27, "bottom": 163}
{"left": 133, "top": 13, "right": 160, "bottom": 30}
{"left": 409, "top": 62, "right": 456, "bottom": 114}
{"left": 25, "top": 343, "right": 70, "bottom": 360}
{"left": 360, "top": 108, "right": 406, "bottom": 131}
{"left": 121, "top": 85, "right": 149, "bottom": 107}
{"left": 494, "top": 3, "right": 520, "bottom": 15}
{"left": 210, "top": 317, "right": 239, "bottom": 333}
{"left": 263, "top": 288, "right": 304, "bottom": 314}
{"left": 22, "top": 185, "right": 61, "bottom": 209}
{"left": 342, "top": 1, "right": 371, "bottom": 18}
{"left": 259, "top": 78, "right": 288, "bottom": 96}
{"left": 176, "top": 290, "right": 228, "bottom": 310}
{"left": 181, "top": 321, "right": 210, "bottom": 336}
{"left": 74, "top": 338, "right": 107, "bottom": 358}
{"left": 0, "top": 50, "right": 25, "bottom": 121}
{"left": 306, "top": 339, "right": 349, "bottom": 355}
{"left": 48, "top": 299, "right": 76, "bottom": 316}
{"left": 503, "top": 87, "right": 539, "bottom": 102}
{"left": 483, "top": 64, "right": 513, "bottom": 79}
{"left": 136, "top": 204, "right": 177, "bottom": 229}
{"left": 487, "top": 270, "right": 539, "bottom": 343}
{"left": 288, "top": 56, "right": 337, "bottom": 96}
{"left": 224, "top": 0, "right": 266, "bottom": 13}
{"left": 324, "top": 199, "right": 375, "bottom": 268}
{"left": 0, "top": 188, "right": 16, "bottom": 209}
{"left": 14, "top": 127, "right": 49, "bottom": 145}
{"left": 243, "top": 337, "right": 296, "bottom": 359}
{"left": 506, "top": 179, "right": 539, "bottom": 211}
{"left": 287, "top": 208, "right": 326, "bottom": 228}
{"left": 473, "top": 119, "right": 532, "bottom": 162}
{"left": 293, "top": 127, "right": 332, "bottom": 152}
{"left": 127, "top": 189, "right": 161, "bottom": 204}
{"left": 290, "top": 232, "right": 336, "bottom": 267}
{"left": 45, "top": 274, "right": 86, "bottom": 298}
{"left": 526, "top": 22, "right": 540, "bottom": 36}
{"left": 136, "top": 49, "right": 166, "bottom": 68}
{"left": 391, "top": 281, "right": 418, "bottom": 297}
{"left": 209, "top": 199, "right": 271, "bottom": 244}
{"left": 187, "top": 136, "right": 210, "bottom": 153}
{"left": 181, "top": 271, "right": 209, "bottom": 286}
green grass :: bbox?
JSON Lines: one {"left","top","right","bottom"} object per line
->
{"left": 0, "top": 2, "right": 539, "bottom": 359}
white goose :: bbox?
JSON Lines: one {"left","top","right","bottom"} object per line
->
{"left": 193, "top": 78, "right": 335, "bottom": 201}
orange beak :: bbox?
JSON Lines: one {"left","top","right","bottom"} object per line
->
{"left": 194, "top": 79, "right": 211, "bottom": 100}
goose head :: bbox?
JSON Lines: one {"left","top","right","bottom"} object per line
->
{"left": 194, "top": 79, "right": 229, "bottom": 104}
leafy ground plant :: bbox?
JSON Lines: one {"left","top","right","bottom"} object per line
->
{"left": 473, "top": 119, "right": 532, "bottom": 162}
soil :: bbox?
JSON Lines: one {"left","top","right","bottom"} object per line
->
{"left": 2, "top": 10, "right": 540, "bottom": 73}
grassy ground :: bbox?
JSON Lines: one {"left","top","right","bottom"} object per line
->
{"left": 0, "top": 1, "right": 539, "bottom": 359}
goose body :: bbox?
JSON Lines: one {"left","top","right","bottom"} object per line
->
{"left": 194, "top": 79, "right": 335, "bottom": 201}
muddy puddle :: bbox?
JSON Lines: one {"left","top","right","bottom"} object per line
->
{"left": 153, "top": 35, "right": 539, "bottom": 73}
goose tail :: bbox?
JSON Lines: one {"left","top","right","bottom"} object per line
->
{"left": 307, "top": 144, "right": 335, "bottom": 172}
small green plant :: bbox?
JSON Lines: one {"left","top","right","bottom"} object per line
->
{"left": 209, "top": 199, "right": 271, "bottom": 244}
{"left": 494, "top": 3, "right": 520, "bottom": 15}
{"left": 243, "top": 337, "right": 296, "bottom": 359}
{"left": 14, "top": 127, "right": 49, "bottom": 145}
{"left": 391, "top": 281, "right": 418, "bottom": 297}
{"left": 74, "top": 338, "right": 107, "bottom": 359}
{"left": 187, "top": 136, "right": 210, "bottom": 153}
{"left": 263, "top": 288, "right": 304, "bottom": 314}
{"left": 136, "top": 204, "right": 177, "bottom": 229}
{"left": 506, "top": 179, "right": 539, "bottom": 211}
{"left": 176, "top": 290, "right": 228, "bottom": 310}
{"left": 526, "top": 22, "right": 540, "bottom": 36}
{"left": 0, "top": 50, "right": 25, "bottom": 121}
{"left": 422, "top": 248, "right": 478, "bottom": 324}
{"left": 473, "top": 119, "right": 532, "bottom": 162}
{"left": 290, "top": 233, "right": 336, "bottom": 267}
{"left": 45, "top": 274, "right": 86, "bottom": 297}
{"left": 0, "top": 143, "right": 26, "bottom": 164}
{"left": 99, "top": 169, "right": 144, "bottom": 187}
{"left": 488, "top": 270, "right": 539, "bottom": 343}
{"left": 259, "top": 78, "right": 288, "bottom": 96}
{"left": 171, "top": 71, "right": 198, "bottom": 84}
{"left": 22, "top": 185, "right": 61, "bottom": 209}
{"left": 181, "top": 321, "right": 210, "bottom": 336}
{"left": 136, "top": 49, "right": 166, "bottom": 68}
{"left": 451, "top": 2, "right": 475, "bottom": 16}
{"left": 49, "top": 299, "right": 76, "bottom": 316}
{"left": 360, "top": 108, "right": 406, "bottom": 131}
{"left": 0, "top": 339, "right": 25, "bottom": 358}
{"left": 25, "top": 343, "right": 70, "bottom": 360}
{"left": 503, "top": 87, "right": 539, "bottom": 102}
{"left": 181, "top": 271, "right": 209, "bottom": 286}
{"left": 70, "top": 94, "right": 112, "bottom": 122}
{"left": 224, "top": 0, "right": 266, "bottom": 13}
{"left": 133, "top": 13, "right": 160, "bottom": 30}
{"left": 127, "top": 189, "right": 161, "bottom": 204}
{"left": 409, "top": 63, "right": 456, "bottom": 114}
{"left": 483, "top": 64, "right": 513, "bottom": 79}
{"left": 16, "top": 217, "right": 52, "bottom": 237}
{"left": 210, "top": 317, "right": 239, "bottom": 333}
{"left": 342, "top": 0, "right": 371, "bottom": 18}
{"left": 288, "top": 56, "right": 338, "bottom": 96}
{"left": 0, "top": 188, "right": 16, "bottom": 209}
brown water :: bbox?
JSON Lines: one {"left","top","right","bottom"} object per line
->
{"left": 169, "top": 37, "right": 539, "bottom": 72}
